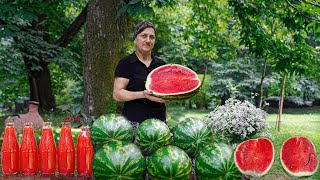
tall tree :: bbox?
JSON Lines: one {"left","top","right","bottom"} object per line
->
{"left": 228, "top": 0, "right": 319, "bottom": 131}
{"left": 0, "top": 0, "right": 87, "bottom": 111}
{"left": 83, "top": 0, "right": 128, "bottom": 117}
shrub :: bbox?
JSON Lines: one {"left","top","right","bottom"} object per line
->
{"left": 206, "top": 98, "right": 270, "bottom": 143}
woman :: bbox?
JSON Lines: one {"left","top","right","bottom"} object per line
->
{"left": 113, "top": 21, "right": 166, "bottom": 127}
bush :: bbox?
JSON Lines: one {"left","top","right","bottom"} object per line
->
{"left": 206, "top": 98, "right": 270, "bottom": 143}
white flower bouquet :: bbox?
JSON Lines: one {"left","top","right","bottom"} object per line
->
{"left": 206, "top": 98, "right": 270, "bottom": 142}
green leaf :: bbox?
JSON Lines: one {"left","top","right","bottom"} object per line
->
{"left": 57, "top": 104, "right": 70, "bottom": 111}
{"left": 116, "top": 4, "right": 129, "bottom": 17}
{"left": 129, "top": 0, "right": 141, "bottom": 5}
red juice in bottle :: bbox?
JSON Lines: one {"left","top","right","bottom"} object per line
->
{"left": 39, "top": 122, "right": 56, "bottom": 175}
{"left": 58, "top": 122, "right": 75, "bottom": 175}
{"left": 20, "top": 122, "right": 38, "bottom": 175}
{"left": 77, "top": 126, "right": 94, "bottom": 175}
{"left": 1, "top": 122, "right": 19, "bottom": 174}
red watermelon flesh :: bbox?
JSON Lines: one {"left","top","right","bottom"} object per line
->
{"left": 280, "top": 136, "right": 318, "bottom": 177}
{"left": 146, "top": 64, "right": 200, "bottom": 95}
{"left": 234, "top": 138, "right": 274, "bottom": 177}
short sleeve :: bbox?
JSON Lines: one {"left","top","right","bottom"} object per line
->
{"left": 115, "top": 59, "right": 130, "bottom": 79}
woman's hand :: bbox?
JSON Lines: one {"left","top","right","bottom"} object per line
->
{"left": 143, "top": 90, "right": 165, "bottom": 103}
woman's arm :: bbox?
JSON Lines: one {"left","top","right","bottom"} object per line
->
{"left": 113, "top": 77, "right": 164, "bottom": 103}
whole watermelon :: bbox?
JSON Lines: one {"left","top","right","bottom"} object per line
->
{"left": 147, "top": 145, "right": 192, "bottom": 180}
{"left": 136, "top": 119, "right": 171, "bottom": 155}
{"left": 93, "top": 141, "right": 146, "bottom": 179}
{"left": 91, "top": 114, "right": 133, "bottom": 147}
{"left": 195, "top": 143, "right": 241, "bottom": 180}
{"left": 173, "top": 118, "right": 213, "bottom": 157}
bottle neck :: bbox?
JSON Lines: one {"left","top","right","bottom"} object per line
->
{"left": 5, "top": 123, "right": 15, "bottom": 129}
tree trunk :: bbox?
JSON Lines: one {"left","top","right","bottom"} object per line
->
{"left": 258, "top": 58, "right": 267, "bottom": 108}
{"left": 83, "top": 0, "right": 128, "bottom": 117}
{"left": 277, "top": 74, "right": 286, "bottom": 132}
{"left": 259, "top": 19, "right": 275, "bottom": 109}
{"left": 14, "top": 4, "right": 87, "bottom": 112}
{"left": 24, "top": 59, "right": 56, "bottom": 112}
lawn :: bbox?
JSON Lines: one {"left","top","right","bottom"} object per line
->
{"left": 0, "top": 105, "right": 319, "bottom": 179}
{"left": 255, "top": 112, "right": 320, "bottom": 180}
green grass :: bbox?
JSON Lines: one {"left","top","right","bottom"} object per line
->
{"left": 254, "top": 113, "right": 320, "bottom": 180}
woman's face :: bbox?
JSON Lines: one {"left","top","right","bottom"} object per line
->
{"left": 135, "top": 27, "right": 155, "bottom": 53}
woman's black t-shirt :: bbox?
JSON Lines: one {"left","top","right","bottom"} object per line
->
{"left": 114, "top": 52, "right": 166, "bottom": 122}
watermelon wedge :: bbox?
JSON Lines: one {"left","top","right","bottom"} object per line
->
{"left": 234, "top": 137, "right": 274, "bottom": 177}
{"left": 280, "top": 136, "right": 318, "bottom": 177}
{"left": 145, "top": 64, "right": 202, "bottom": 100}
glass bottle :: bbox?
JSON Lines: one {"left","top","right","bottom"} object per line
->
{"left": 20, "top": 122, "right": 38, "bottom": 175}
{"left": 58, "top": 122, "right": 75, "bottom": 175}
{"left": 39, "top": 122, "right": 56, "bottom": 175}
{"left": 1, "top": 122, "right": 19, "bottom": 174}
{"left": 77, "top": 126, "right": 94, "bottom": 175}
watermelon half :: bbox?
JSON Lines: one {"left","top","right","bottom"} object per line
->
{"left": 234, "top": 137, "right": 274, "bottom": 177}
{"left": 145, "top": 64, "right": 202, "bottom": 100}
{"left": 280, "top": 136, "right": 318, "bottom": 177}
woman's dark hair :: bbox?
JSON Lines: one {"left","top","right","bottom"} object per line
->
{"left": 133, "top": 21, "right": 156, "bottom": 40}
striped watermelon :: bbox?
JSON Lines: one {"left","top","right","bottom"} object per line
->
{"left": 147, "top": 145, "right": 192, "bottom": 180}
{"left": 195, "top": 143, "right": 241, "bottom": 180}
{"left": 91, "top": 114, "right": 133, "bottom": 147}
{"left": 173, "top": 118, "right": 213, "bottom": 157}
{"left": 93, "top": 141, "right": 146, "bottom": 179}
{"left": 136, "top": 119, "right": 171, "bottom": 155}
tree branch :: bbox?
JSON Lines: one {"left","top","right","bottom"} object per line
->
{"left": 55, "top": 3, "right": 88, "bottom": 47}
{"left": 286, "top": 0, "right": 320, "bottom": 23}
{"left": 301, "top": 0, "right": 320, "bottom": 9}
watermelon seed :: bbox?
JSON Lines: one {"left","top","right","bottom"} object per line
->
{"left": 305, "top": 154, "right": 311, "bottom": 166}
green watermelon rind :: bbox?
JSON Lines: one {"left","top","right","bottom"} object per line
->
{"left": 152, "top": 89, "right": 200, "bottom": 101}
{"left": 234, "top": 137, "right": 275, "bottom": 178}
{"left": 136, "top": 119, "right": 171, "bottom": 155}
{"left": 92, "top": 141, "right": 146, "bottom": 179}
{"left": 147, "top": 145, "right": 192, "bottom": 180}
{"left": 173, "top": 118, "right": 213, "bottom": 157}
{"left": 280, "top": 136, "right": 319, "bottom": 177}
{"left": 145, "top": 64, "right": 202, "bottom": 100}
{"left": 195, "top": 143, "right": 242, "bottom": 180}
{"left": 91, "top": 114, "right": 133, "bottom": 146}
